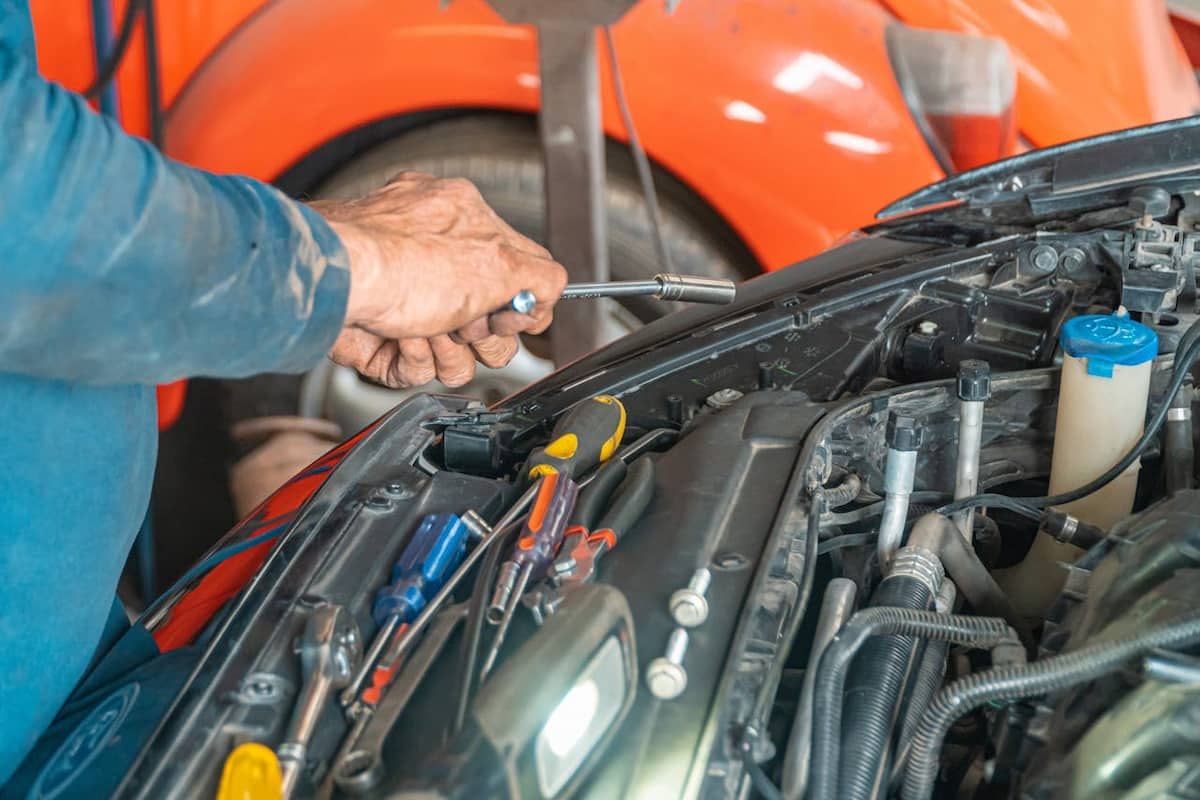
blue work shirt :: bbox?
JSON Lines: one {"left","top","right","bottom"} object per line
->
{"left": 0, "top": 1, "right": 350, "bottom": 782}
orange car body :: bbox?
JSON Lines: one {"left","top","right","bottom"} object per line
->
{"left": 31, "top": 0, "right": 1200, "bottom": 273}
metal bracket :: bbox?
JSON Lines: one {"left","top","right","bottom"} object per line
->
{"left": 481, "top": 0, "right": 644, "bottom": 362}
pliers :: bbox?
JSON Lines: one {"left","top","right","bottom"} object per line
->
{"left": 523, "top": 455, "right": 656, "bottom": 623}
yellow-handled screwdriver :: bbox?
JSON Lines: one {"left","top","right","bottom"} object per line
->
{"left": 480, "top": 395, "right": 628, "bottom": 680}
{"left": 524, "top": 394, "right": 627, "bottom": 481}
{"left": 216, "top": 743, "right": 282, "bottom": 800}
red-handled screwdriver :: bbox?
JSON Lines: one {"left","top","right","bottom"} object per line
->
{"left": 480, "top": 471, "right": 580, "bottom": 679}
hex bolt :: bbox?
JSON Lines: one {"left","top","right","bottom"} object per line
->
{"left": 1059, "top": 247, "right": 1087, "bottom": 274}
{"left": 1029, "top": 244, "right": 1059, "bottom": 275}
{"left": 706, "top": 388, "right": 744, "bottom": 410}
{"left": 646, "top": 628, "right": 690, "bottom": 700}
{"left": 669, "top": 568, "right": 712, "bottom": 627}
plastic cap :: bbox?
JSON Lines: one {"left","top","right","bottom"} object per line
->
{"left": 886, "top": 413, "right": 923, "bottom": 451}
{"left": 957, "top": 359, "right": 991, "bottom": 401}
{"left": 1060, "top": 314, "right": 1158, "bottom": 378}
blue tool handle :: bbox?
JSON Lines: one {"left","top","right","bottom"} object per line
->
{"left": 372, "top": 512, "right": 469, "bottom": 627}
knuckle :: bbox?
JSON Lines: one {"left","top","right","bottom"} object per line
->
{"left": 441, "top": 177, "right": 479, "bottom": 198}
{"left": 389, "top": 169, "right": 431, "bottom": 184}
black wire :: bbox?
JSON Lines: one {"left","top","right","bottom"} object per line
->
{"left": 83, "top": 0, "right": 147, "bottom": 100}
{"left": 939, "top": 320, "right": 1200, "bottom": 520}
{"left": 142, "top": 0, "right": 164, "bottom": 148}
{"left": 740, "top": 735, "right": 784, "bottom": 800}
{"left": 449, "top": 518, "right": 522, "bottom": 736}
{"left": 829, "top": 492, "right": 951, "bottom": 526}
{"left": 818, "top": 532, "right": 877, "bottom": 555}
{"left": 602, "top": 26, "right": 673, "bottom": 274}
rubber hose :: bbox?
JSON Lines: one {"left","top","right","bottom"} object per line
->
{"left": 896, "top": 639, "right": 949, "bottom": 755}
{"left": 897, "top": 582, "right": 957, "bottom": 754}
{"left": 808, "top": 608, "right": 1016, "bottom": 800}
{"left": 782, "top": 578, "right": 858, "bottom": 800}
{"left": 837, "top": 575, "right": 935, "bottom": 800}
{"left": 450, "top": 519, "right": 521, "bottom": 735}
{"left": 1165, "top": 382, "right": 1194, "bottom": 494}
{"left": 907, "top": 513, "right": 1033, "bottom": 648}
{"left": 823, "top": 474, "right": 863, "bottom": 510}
{"left": 901, "top": 611, "right": 1200, "bottom": 800}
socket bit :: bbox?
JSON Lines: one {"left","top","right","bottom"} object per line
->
{"left": 509, "top": 273, "right": 736, "bottom": 312}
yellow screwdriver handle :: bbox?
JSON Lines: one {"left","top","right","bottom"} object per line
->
{"left": 527, "top": 395, "right": 626, "bottom": 480}
{"left": 216, "top": 743, "right": 282, "bottom": 800}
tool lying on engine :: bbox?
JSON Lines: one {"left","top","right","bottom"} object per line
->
{"left": 508, "top": 272, "right": 737, "bottom": 313}
{"left": 478, "top": 395, "right": 628, "bottom": 678}
{"left": 332, "top": 604, "right": 469, "bottom": 796}
{"left": 481, "top": 470, "right": 580, "bottom": 679}
{"left": 342, "top": 511, "right": 483, "bottom": 707}
{"left": 277, "top": 602, "right": 361, "bottom": 798}
{"left": 525, "top": 456, "right": 656, "bottom": 623}
{"left": 523, "top": 394, "right": 627, "bottom": 482}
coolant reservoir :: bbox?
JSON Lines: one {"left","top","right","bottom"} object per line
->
{"left": 1000, "top": 312, "right": 1157, "bottom": 616}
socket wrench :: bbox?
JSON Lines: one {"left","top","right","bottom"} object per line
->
{"left": 509, "top": 273, "right": 736, "bottom": 312}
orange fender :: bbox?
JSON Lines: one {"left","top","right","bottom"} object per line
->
{"left": 163, "top": 0, "right": 943, "bottom": 269}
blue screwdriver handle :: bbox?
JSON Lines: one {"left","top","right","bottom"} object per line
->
{"left": 372, "top": 512, "right": 470, "bottom": 627}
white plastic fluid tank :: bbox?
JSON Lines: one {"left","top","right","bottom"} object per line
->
{"left": 999, "top": 312, "right": 1158, "bottom": 616}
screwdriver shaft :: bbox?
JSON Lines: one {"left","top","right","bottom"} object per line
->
{"left": 479, "top": 562, "right": 534, "bottom": 680}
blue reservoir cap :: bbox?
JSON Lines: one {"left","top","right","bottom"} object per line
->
{"left": 1060, "top": 314, "right": 1158, "bottom": 378}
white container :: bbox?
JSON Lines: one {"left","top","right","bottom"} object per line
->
{"left": 998, "top": 312, "right": 1157, "bottom": 616}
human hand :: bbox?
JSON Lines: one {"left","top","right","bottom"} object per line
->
{"left": 312, "top": 171, "right": 567, "bottom": 387}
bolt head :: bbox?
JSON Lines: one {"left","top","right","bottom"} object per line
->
{"left": 915, "top": 320, "right": 939, "bottom": 336}
{"left": 670, "top": 589, "right": 710, "bottom": 627}
{"left": 511, "top": 290, "right": 537, "bottom": 314}
{"left": 646, "top": 658, "right": 688, "bottom": 699}
{"left": 1030, "top": 245, "right": 1058, "bottom": 274}
{"left": 1059, "top": 247, "right": 1087, "bottom": 273}
{"left": 706, "top": 388, "right": 744, "bottom": 410}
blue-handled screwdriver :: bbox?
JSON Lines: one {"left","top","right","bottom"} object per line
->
{"left": 372, "top": 512, "right": 471, "bottom": 627}
{"left": 342, "top": 512, "right": 477, "bottom": 708}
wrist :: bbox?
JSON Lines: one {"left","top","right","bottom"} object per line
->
{"left": 327, "top": 218, "right": 385, "bottom": 330}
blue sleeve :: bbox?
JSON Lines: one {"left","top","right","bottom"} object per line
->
{"left": 0, "top": 13, "right": 350, "bottom": 384}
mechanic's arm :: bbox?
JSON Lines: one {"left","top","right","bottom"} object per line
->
{"left": 0, "top": 44, "right": 564, "bottom": 386}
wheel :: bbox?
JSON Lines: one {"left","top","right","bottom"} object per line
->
{"left": 301, "top": 112, "right": 759, "bottom": 433}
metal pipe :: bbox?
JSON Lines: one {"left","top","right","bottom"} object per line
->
{"left": 877, "top": 413, "right": 923, "bottom": 566}
{"left": 953, "top": 360, "right": 990, "bottom": 539}
{"left": 509, "top": 273, "right": 736, "bottom": 312}
{"left": 781, "top": 577, "right": 857, "bottom": 800}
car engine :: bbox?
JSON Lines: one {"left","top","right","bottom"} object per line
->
{"left": 91, "top": 168, "right": 1200, "bottom": 800}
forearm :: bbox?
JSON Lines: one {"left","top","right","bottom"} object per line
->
{"left": 0, "top": 47, "right": 349, "bottom": 384}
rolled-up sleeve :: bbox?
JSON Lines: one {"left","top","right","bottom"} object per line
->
{"left": 0, "top": 20, "right": 350, "bottom": 384}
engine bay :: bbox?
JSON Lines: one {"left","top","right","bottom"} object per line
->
{"left": 114, "top": 190, "right": 1200, "bottom": 800}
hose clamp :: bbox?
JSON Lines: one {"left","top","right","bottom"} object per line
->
{"left": 1168, "top": 407, "right": 1192, "bottom": 422}
{"left": 887, "top": 546, "right": 944, "bottom": 596}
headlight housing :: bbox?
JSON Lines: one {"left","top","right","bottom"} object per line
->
{"left": 416, "top": 583, "right": 636, "bottom": 798}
